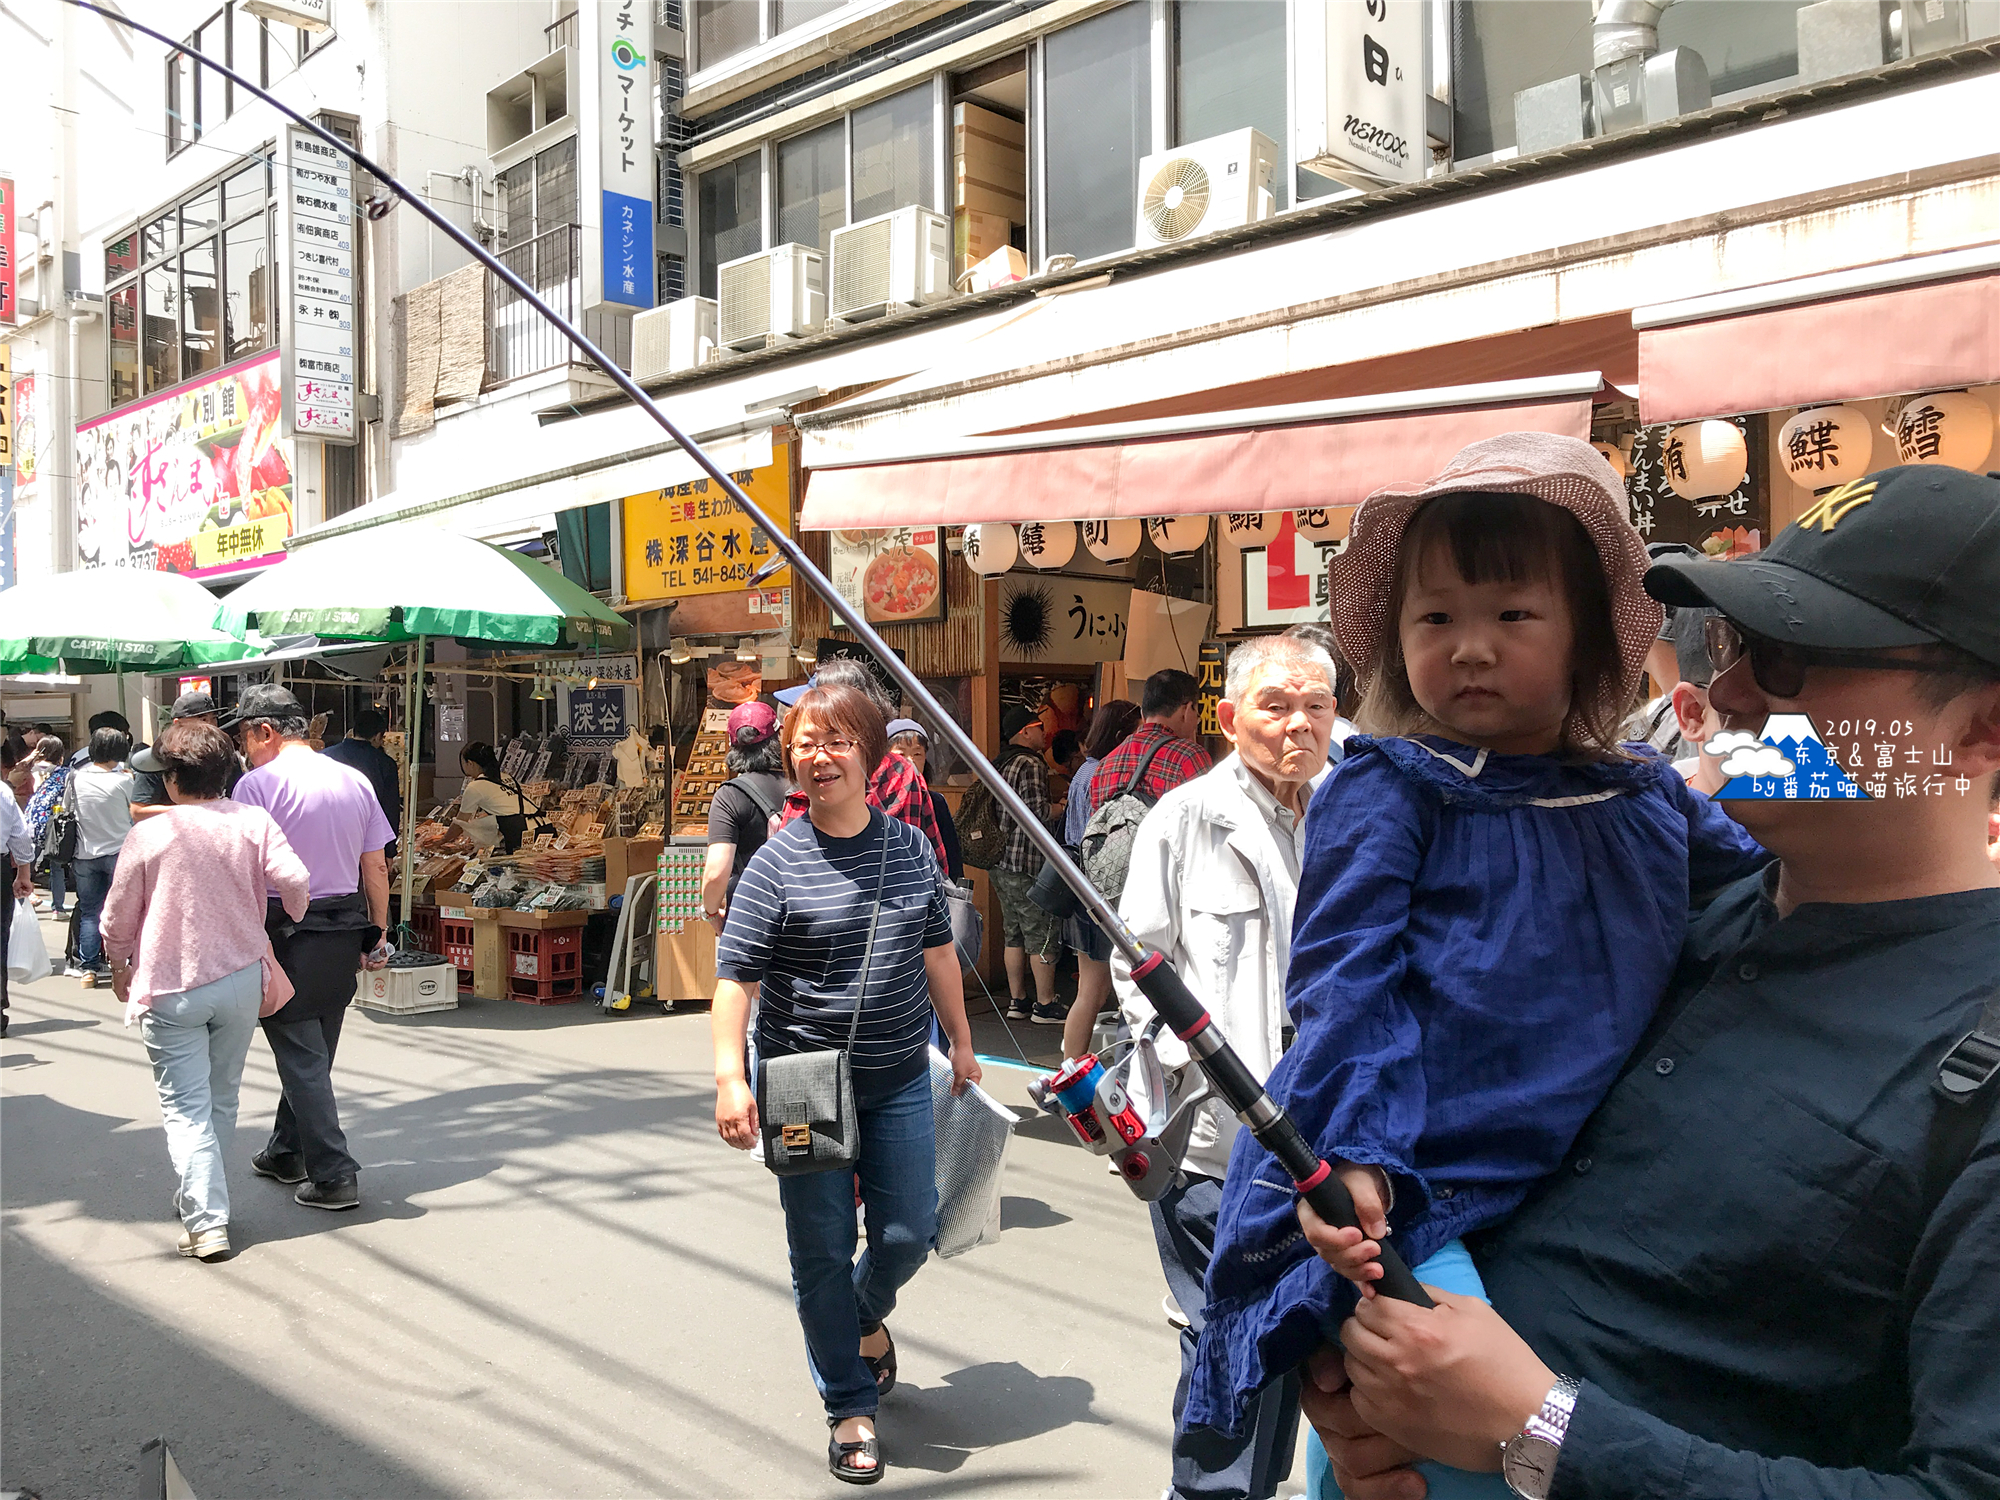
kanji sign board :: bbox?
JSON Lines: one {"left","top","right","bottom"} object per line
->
{"left": 622, "top": 446, "right": 792, "bottom": 600}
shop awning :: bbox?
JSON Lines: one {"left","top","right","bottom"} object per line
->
{"left": 1633, "top": 244, "right": 2000, "bottom": 425}
{"left": 797, "top": 374, "right": 1602, "bottom": 530}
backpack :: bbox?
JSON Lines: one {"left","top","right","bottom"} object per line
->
{"left": 36, "top": 801, "right": 78, "bottom": 875}
{"left": 1078, "top": 737, "right": 1173, "bottom": 904}
{"left": 959, "top": 744, "right": 1035, "bottom": 871}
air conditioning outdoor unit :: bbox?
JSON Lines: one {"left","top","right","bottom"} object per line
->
{"left": 829, "top": 206, "right": 953, "bottom": 323}
{"left": 718, "top": 243, "right": 826, "bottom": 352}
{"left": 1134, "top": 128, "right": 1279, "bottom": 248}
{"left": 631, "top": 296, "right": 717, "bottom": 382}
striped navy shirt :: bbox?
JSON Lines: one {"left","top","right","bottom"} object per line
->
{"left": 717, "top": 808, "right": 950, "bottom": 1101}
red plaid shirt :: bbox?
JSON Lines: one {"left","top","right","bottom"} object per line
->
{"left": 780, "top": 753, "right": 949, "bottom": 871}
{"left": 1086, "top": 722, "right": 1213, "bottom": 817}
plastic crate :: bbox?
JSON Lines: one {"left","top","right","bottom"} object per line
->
{"left": 409, "top": 904, "right": 442, "bottom": 956}
{"left": 506, "top": 923, "right": 585, "bottom": 1004}
{"left": 354, "top": 958, "right": 459, "bottom": 1015}
{"left": 439, "top": 916, "right": 478, "bottom": 993}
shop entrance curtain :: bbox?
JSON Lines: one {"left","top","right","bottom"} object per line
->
{"left": 1637, "top": 270, "right": 2000, "bottom": 426}
{"left": 798, "top": 388, "right": 1595, "bottom": 531}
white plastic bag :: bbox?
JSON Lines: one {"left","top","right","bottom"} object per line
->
{"left": 929, "top": 1045, "right": 1015, "bottom": 1258}
{"left": 9, "top": 897, "right": 51, "bottom": 984}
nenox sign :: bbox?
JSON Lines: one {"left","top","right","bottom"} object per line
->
{"left": 1297, "top": 0, "right": 1426, "bottom": 189}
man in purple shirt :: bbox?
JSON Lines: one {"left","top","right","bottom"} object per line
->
{"left": 227, "top": 685, "right": 395, "bottom": 1211}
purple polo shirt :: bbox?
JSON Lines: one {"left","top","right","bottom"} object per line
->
{"left": 233, "top": 745, "right": 397, "bottom": 899}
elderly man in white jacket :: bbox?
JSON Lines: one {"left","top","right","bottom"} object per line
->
{"left": 1114, "top": 632, "right": 1340, "bottom": 1500}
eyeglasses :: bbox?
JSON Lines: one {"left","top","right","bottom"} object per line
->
{"left": 1704, "top": 617, "right": 1964, "bottom": 700}
{"left": 792, "top": 737, "right": 859, "bottom": 760}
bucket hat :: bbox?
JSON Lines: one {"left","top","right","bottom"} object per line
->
{"left": 1332, "top": 432, "right": 1663, "bottom": 706}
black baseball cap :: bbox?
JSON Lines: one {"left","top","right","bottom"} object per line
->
{"left": 1002, "top": 706, "right": 1041, "bottom": 741}
{"left": 1645, "top": 465, "right": 2000, "bottom": 668}
{"left": 219, "top": 683, "right": 306, "bottom": 728}
{"left": 168, "top": 690, "right": 217, "bottom": 720}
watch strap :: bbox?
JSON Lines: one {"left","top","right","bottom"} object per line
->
{"left": 1523, "top": 1374, "right": 1580, "bottom": 1447}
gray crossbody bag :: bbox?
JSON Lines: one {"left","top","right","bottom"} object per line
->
{"left": 757, "top": 823, "right": 893, "bottom": 1176}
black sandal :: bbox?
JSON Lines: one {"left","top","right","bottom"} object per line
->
{"left": 859, "top": 1323, "right": 897, "bottom": 1396}
{"left": 827, "top": 1419, "right": 884, "bottom": 1486}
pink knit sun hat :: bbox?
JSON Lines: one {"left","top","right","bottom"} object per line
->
{"left": 1332, "top": 431, "right": 1664, "bottom": 705}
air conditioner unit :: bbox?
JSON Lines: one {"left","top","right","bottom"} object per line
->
{"left": 829, "top": 206, "right": 952, "bottom": 323}
{"left": 631, "top": 296, "right": 717, "bottom": 382}
{"left": 1134, "top": 129, "right": 1278, "bottom": 249}
{"left": 717, "top": 243, "right": 826, "bottom": 352}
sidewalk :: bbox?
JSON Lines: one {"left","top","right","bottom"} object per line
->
{"left": 1, "top": 912, "right": 1232, "bottom": 1500}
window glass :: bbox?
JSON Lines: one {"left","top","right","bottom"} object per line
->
{"left": 144, "top": 211, "right": 178, "bottom": 265}
{"left": 1043, "top": 3, "right": 1154, "bottom": 262}
{"left": 535, "top": 137, "right": 579, "bottom": 231}
{"left": 108, "top": 284, "right": 141, "bottom": 407}
{"left": 180, "top": 238, "right": 222, "bottom": 380}
{"left": 106, "top": 230, "right": 140, "bottom": 282}
{"left": 776, "top": 0, "right": 843, "bottom": 32}
{"left": 694, "top": 0, "right": 761, "bottom": 69}
{"left": 182, "top": 186, "right": 223, "bottom": 243}
{"left": 1451, "top": 1, "right": 1592, "bottom": 160}
{"left": 697, "top": 151, "right": 762, "bottom": 298}
{"left": 223, "top": 214, "right": 269, "bottom": 361}
{"left": 232, "top": 4, "right": 266, "bottom": 89}
{"left": 499, "top": 161, "right": 534, "bottom": 247}
{"left": 191, "top": 11, "right": 223, "bottom": 126}
{"left": 776, "top": 120, "right": 844, "bottom": 253}
{"left": 166, "top": 50, "right": 194, "bottom": 154}
{"left": 143, "top": 264, "right": 181, "bottom": 393}
{"left": 224, "top": 161, "right": 267, "bottom": 223}
{"left": 1174, "top": 0, "right": 1287, "bottom": 209}
{"left": 851, "top": 83, "right": 935, "bottom": 221}
{"left": 1657, "top": 1, "right": 1810, "bottom": 94}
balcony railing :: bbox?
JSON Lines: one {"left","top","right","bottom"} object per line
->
{"left": 546, "top": 10, "right": 578, "bottom": 51}
{"left": 489, "top": 224, "right": 579, "bottom": 384}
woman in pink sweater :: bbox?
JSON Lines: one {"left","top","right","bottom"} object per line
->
{"left": 100, "top": 721, "right": 310, "bottom": 1263}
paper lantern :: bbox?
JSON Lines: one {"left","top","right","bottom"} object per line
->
{"left": 1294, "top": 506, "right": 1356, "bottom": 543}
{"left": 1146, "top": 514, "right": 1209, "bottom": 555}
{"left": 1219, "top": 511, "right": 1284, "bottom": 549}
{"left": 1081, "top": 517, "right": 1142, "bottom": 562}
{"left": 1591, "top": 441, "right": 1628, "bottom": 480}
{"left": 1777, "top": 405, "right": 1874, "bottom": 488}
{"left": 1016, "top": 519, "right": 1078, "bottom": 569}
{"left": 1894, "top": 390, "right": 1994, "bottom": 470}
{"left": 961, "top": 522, "right": 1016, "bottom": 575}
{"left": 1662, "top": 421, "right": 1748, "bottom": 500}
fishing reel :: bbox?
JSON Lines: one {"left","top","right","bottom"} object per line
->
{"left": 1028, "top": 1020, "right": 1209, "bottom": 1202}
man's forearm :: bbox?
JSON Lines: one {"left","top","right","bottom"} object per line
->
{"left": 361, "top": 857, "right": 390, "bottom": 932}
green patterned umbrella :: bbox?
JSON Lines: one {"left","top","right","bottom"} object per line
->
{"left": 0, "top": 566, "right": 260, "bottom": 675}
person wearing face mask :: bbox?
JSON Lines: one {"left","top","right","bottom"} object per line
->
{"left": 1113, "top": 633, "right": 1342, "bottom": 1500}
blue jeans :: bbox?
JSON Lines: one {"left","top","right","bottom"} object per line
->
{"left": 776, "top": 1068, "right": 938, "bottom": 1421}
{"left": 72, "top": 853, "right": 120, "bottom": 968}
{"left": 141, "top": 963, "right": 263, "bottom": 1235}
{"left": 47, "top": 861, "right": 67, "bottom": 913}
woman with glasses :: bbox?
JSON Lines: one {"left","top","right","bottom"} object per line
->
{"left": 710, "top": 682, "right": 981, "bottom": 1486}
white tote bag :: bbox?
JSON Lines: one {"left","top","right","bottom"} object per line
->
{"left": 9, "top": 898, "right": 51, "bottom": 984}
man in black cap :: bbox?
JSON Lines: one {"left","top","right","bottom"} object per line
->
{"left": 1300, "top": 465, "right": 2000, "bottom": 1500}
{"left": 227, "top": 683, "right": 396, "bottom": 1213}
{"left": 129, "top": 691, "right": 239, "bottom": 822}
{"left": 321, "top": 706, "right": 402, "bottom": 843}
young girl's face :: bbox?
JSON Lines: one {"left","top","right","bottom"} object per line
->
{"left": 1398, "top": 539, "right": 1578, "bottom": 755}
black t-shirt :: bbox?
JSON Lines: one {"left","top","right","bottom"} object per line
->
{"left": 130, "top": 758, "right": 240, "bottom": 808}
{"left": 707, "top": 773, "right": 785, "bottom": 901}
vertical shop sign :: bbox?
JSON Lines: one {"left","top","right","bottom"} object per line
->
{"left": 1301, "top": 0, "right": 1426, "bottom": 189}
{"left": 0, "top": 341, "right": 11, "bottom": 465}
{"left": 0, "top": 176, "right": 16, "bottom": 326}
{"left": 1196, "top": 641, "right": 1227, "bottom": 739}
{"left": 281, "top": 123, "right": 358, "bottom": 443}
{"left": 1625, "top": 418, "right": 1767, "bottom": 558}
{"left": 12, "top": 373, "right": 35, "bottom": 497}
{"left": 598, "top": 0, "right": 654, "bottom": 309}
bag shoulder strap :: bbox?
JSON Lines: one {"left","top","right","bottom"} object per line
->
{"left": 844, "top": 814, "right": 896, "bottom": 1052}
{"left": 731, "top": 775, "right": 781, "bottom": 824}
{"left": 1926, "top": 986, "right": 2000, "bottom": 1207}
{"left": 1119, "top": 735, "right": 1175, "bottom": 802}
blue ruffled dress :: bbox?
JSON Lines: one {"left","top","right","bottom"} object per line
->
{"left": 1184, "top": 734, "right": 1770, "bottom": 1437}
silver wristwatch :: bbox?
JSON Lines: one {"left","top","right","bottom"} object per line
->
{"left": 1500, "top": 1374, "right": 1580, "bottom": 1500}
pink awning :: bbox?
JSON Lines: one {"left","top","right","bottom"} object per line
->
{"left": 799, "top": 382, "right": 1596, "bottom": 531}
{"left": 1637, "top": 267, "right": 2000, "bottom": 426}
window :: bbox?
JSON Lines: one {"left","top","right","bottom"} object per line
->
{"left": 851, "top": 83, "right": 935, "bottom": 222}
{"left": 776, "top": 120, "right": 845, "bottom": 253}
{"left": 166, "top": 4, "right": 334, "bottom": 159}
{"left": 1043, "top": 3, "right": 1154, "bottom": 263}
{"left": 1451, "top": 1, "right": 1593, "bottom": 160}
{"left": 695, "top": 0, "right": 762, "bottom": 69}
{"left": 106, "top": 151, "right": 279, "bottom": 406}
{"left": 697, "top": 151, "right": 762, "bottom": 299}
{"left": 1174, "top": 0, "right": 1287, "bottom": 209}
{"left": 775, "top": 0, "right": 843, "bottom": 33}
{"left": 1657, "top": 1, "right": 1811, "bottom": 94}
{"left": 496, "top": 138, "right": 580, "bottom": 249}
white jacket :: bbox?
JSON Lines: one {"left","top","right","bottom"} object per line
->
{"left": 1114, "top": 752, "right": 1318, "bottom": 1181}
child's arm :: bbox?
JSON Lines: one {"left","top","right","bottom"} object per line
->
{"left": 1665, "top": 766, "right": 1773, "bottom": 898}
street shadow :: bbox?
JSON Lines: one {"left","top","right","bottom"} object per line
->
{"left": 1, "top": 1051, "right": 52, "bottom": 1069}
{"left": 887, "top": 1360, "right": 1112, "bottom": 1474}
{"left": 2, "top": 1017, "right": 100, "bottom": 1037}
{"left": 0, "top": 1229, "right": 456, "bottom": 1500}
{"left": 999, "top": 1195, "right": 1072, "bottom": 1230}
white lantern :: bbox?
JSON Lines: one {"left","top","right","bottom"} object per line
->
{"left": 1016, "top": 519, "right": 1078, "bottom": 569}
{"left": 1146, "top": 514, "right": 1209, "bottom": 555}
{"left": 1662, "top": 421, "right": 1748, "bottom": 501}
{"left": 1894, "top": 390, "right": 1995, "bottom": 470}
{"left": 1219, "top": 511, "right": 1285, "bottom": 550}
{"left": 1777, "top": 405, "right": 1874, "bottom": 489}
{"left": 1294, "top": 506, "right": 1357, "bottom": 543}
{"left": 1081, "top": 517, "right": 1142, "bottom": 563}
{"left": 1591, "top": 441, "right": 1629, "bottom": 480}
{"left": 960, "top": 522, "right": 1016, "bottom": 575}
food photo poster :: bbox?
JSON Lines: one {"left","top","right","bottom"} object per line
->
{"left": 829, "top": 526, "right": 947, "bottom": 626}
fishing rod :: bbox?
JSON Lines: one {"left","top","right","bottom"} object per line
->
{"left": 68, "top": 0, "right": 1432, "bottom": 1308}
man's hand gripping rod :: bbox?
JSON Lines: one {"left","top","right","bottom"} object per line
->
{"left": 69, "top": 0, "right": 1433, "bottom": 1310}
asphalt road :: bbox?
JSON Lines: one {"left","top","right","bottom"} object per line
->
{"left": 1, "top": 915, "right": 1307, "bottom": 1500}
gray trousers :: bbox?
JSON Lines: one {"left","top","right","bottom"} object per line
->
{"left": 261, "top": 1007, "right": 359, "bottom": 1183}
